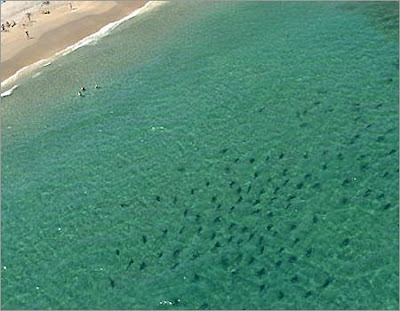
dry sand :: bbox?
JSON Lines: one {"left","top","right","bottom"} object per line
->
{"left": 1, "top": 1, "right": 148, "bottom": 82}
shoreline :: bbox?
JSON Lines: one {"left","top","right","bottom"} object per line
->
{"left": 1, "top": 1, "right": 154, "bottom": 87}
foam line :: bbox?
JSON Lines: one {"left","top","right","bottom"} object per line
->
{"left": 1, "top": 84, "right": 18, "bottom": 97}
{"left": 1, "top": 1, "right": 165, "bottom": 90}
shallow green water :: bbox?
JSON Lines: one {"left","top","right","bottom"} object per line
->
{"left": 1, "top": 2, "right": 398, "bottom": 309}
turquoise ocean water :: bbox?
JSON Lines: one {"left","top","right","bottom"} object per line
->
{"left": 1, "top": 2, "right": 399, "bottom": 309}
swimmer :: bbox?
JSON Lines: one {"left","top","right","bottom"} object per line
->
{"left": 78, "top": 91, "right": 82, "bottom": 96}
{"left": 95, "top": 84, "right": 100, "bottom": 89}
{"left": 80, "top": 87, "right": 85, "bottom": 92}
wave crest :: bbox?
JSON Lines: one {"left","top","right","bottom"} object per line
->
{"left": 1, "top": 84, "right": 18, "bottom": 97}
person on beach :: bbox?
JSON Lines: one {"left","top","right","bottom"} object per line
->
{"left": 11, "top": 20, "right": 16, "bottom": 27}
{"left": 26, "top": 12, "right": 32, "bottom": 21}
{"left": 69, "top": 2, "right": 73, "bottom": 10}
{"left": 1, "top": 24, "right": 5, "bottom": 32}
{"left": 5, "top": 21, "right": 10, "bottom": 28}
{"left": 25, "top": 31, "right": 30, "bottom": 39}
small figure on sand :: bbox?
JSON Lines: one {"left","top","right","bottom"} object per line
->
{"left": 25, "top": 31, "right": 30, "bottom": 39}
{"left": 5, "top": 21, "right": 10, "bottom": 28}
{"left": 69, "top": 2, "right": 73, "bottom": 10}
{"left": 26, "top": 12, "right": 32, "bottom": 21}
{"left": 10, "top": 20, "right": 16, "bottom": 27}
{"left": 1, "top": 24, "right": 5, "bottom": 32}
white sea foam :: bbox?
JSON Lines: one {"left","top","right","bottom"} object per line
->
{"left": 1, "top": 1, "right": 165, "bottom": 89}
{"left": 1, "top": 58, "right": 53, "bottom": 89}
{"left": 60, "top": 1, "right": 164, "bottom": 57}
{"left": 32, "top": 72, "right": 42, "bottom": 78}
{"left": 1, "top": 84, "right": 18, "bottom": 97}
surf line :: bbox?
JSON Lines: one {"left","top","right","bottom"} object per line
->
{"left": 0, "top": 1, "right": 165, "bottom": 94}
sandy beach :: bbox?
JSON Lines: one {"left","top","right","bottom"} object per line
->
{"left": 1, "top": 1, "right": 148, "bottom": 83}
